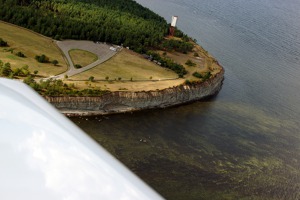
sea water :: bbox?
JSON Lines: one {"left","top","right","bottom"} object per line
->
{"left": 72, "top": 0, "right": 300, "bottom": 199}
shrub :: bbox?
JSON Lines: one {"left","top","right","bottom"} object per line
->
{"left": 185, "top": 59, "right": 196, "bottom": 67}
{"left": 161, "top": 39, "right": 193, "bottom": 53}
{"left": 193, "top": 72, "right": 202, "bottom": 79}
{"left": 0, "top": 62, "right": 12, "bottom": 77}
{"left": 0, "top": 38, "right": 8, "bottom": 47}
{"left": 88, "top": 76, "right": 95, "bottom": 82}
{"left": 74, "top": 64, "right": 82, "bottom": 69}
{"left": 193, "top": 71, "right": 211, "bottom": 80}
{"left": 35, "top": 54, "right": 49, "bottom": 63}
{"left": 184, "top": 79, "right": 192, "bottom": 85}
{"left": 16, "top": 51, "right": 25, "bottom": 57}
{"left": 52, "top": 60, "right": 58, "bottom": 66}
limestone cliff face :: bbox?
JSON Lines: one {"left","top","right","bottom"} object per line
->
{"left": 46, "top": 69, "right": 224, "bottom": 116}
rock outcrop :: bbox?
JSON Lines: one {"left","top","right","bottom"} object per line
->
{"left": 46, "top": 68, "right": 224, "bottom": 116}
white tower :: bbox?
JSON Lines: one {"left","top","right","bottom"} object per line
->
{"left": 171, "top": 16, "right": 178, "bottom": 27}
{"left": 169, "top": 16, "right": 178, "bottom": 36}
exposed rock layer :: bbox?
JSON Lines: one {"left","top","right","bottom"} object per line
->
{"left": 46, "top": 68, "right": 224, "bottom": 116}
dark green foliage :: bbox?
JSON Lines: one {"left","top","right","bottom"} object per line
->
{"left": 147, "top": 51, "right": 187, "bottom": 77}
{"left": 0, "top": 38, "right": 8, "bottom": 47}
{"left": 161, "top": 39, "right": 193, "bottom": 53}
{"left": 74, "top": 64, "right": 82, "bottom": 69}
{"left": 35, "top": 54, "right": 49, "bottom": 63}
{"left": 173, "top": 28, "right": 189, "bottom": 41}
{"left": 194, "top": 52, "right": 199, "bottom": 57}
{"left": 0, "top": 0, "right": 168, "bottom": 52}
{"left": 51, "top": 60, "right": 58, "bottom": 66}
{"left": 203, "top": 71, "right": 212, "bottom": 80}
{"left": 185, "top": 59, "right": 196, "bottom": 67}
{"left": 184, "top": 79, "right": 192, "bottom": 85}
{"left": 88, "top": 76, "right": 94, "bottom": 82}
{"left": 24, "top": 78, "right": 109, "bottom": 96}
{"left": 0, "top": 62, "right": 12, "bottom": 76}
{"left": 16, "top": 51, "right": 25, "bottom": 57}
{"left": 193, "top": 71, "right": 202, "bottom": 78}
{"left": 0, "top": 59, "right": 108, "bottom": 96}
{"left": 193, "top": 71, "right": 212, "bottom": 80}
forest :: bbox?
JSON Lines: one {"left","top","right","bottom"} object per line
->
{"left": 0, "top": 0, "right": 194, "bottom": 77}
{"left": 0, "top": 0, "right": 169, "bottom": 52}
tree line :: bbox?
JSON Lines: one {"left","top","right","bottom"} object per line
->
{"left": 0, "top": 59, "right": 108, "bottom": 96}
{"left": 0, "top": 0, "right": 168, "bottom": 52}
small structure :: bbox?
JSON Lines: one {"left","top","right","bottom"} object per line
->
{"left": 169, "top": 16, "right": 178, "bottom": 36}
{"left": 110, "top": 47, "right": 117, "bottom": 51}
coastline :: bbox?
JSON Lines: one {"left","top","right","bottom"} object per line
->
{"left": 46, "top": 67, "right": 224, "bottom": 116}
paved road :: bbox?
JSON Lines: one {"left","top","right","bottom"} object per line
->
{"left": 54, "top": 40, "right": 118, "bottom": 79}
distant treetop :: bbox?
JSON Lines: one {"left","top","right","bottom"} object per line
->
{"left": 0, "top": 0, "right": 169, "bottom": 52}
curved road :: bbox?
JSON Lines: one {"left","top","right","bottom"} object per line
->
{"left": 54, "top": 40, "right": 118, "bottom": 79}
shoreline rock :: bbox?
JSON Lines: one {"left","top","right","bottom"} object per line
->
{"left": 46, "top": 68, "right": 224, "bottom": 117}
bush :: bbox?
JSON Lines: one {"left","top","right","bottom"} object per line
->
{"left": 35, "top": 54, "right": 49, "bottom": 63}
{"left": 193, "top": 72, "right": 202, "bottom": 79}
{"left": 161, "top": 39, "right": 193, "bottom": 53}
{"left": 74, "top": 64, "right": 82, "bottom": 69}
{"left": 88, "top": 76, "right": 95, "bottom": 82}
{"left": 146, "top": 51, "right": 187, "bottom": 77}
{"left": 184, "top": 79, "right": 192, "bottom": 85}
{"left": 16, "top": 51, "right": 25, "bottom": 57}
{"left": 185, "top": 59, "right": 196, "bottom": 67}
{"left": 51, "top": 60, "right": 58, "bottom": 66}
{"left": 0, "top": 62, "right": 12, "bottom": 77}
{"left": 0, "top": 38, "right": 8, "bottom": 47}
{"left": 193, "top": 71, "right": 211, "bottom": 80}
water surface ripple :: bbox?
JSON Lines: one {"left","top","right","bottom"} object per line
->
{"left": 73, "top": 0, "right": 300, "bottom": 199}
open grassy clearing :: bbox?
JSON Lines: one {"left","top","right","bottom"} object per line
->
{"left": 69, "top": 49, "right": 98, "bottom": 67}
{"left": 71, "top": 49, "right": 178, "bottom": 81}
{"left": 0, "top": 21, "right": 67, "bottom": 77}
{"left": 157, "top": 40, "right": 222, "bottom": 81}
{"left": 0, "top": 22, "right": 222, "bottom": 92}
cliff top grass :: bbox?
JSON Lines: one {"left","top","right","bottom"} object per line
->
{"left": 0, "top": 21, "right": 222, "bottom": 92}
{"left": 0, "top": 21, "right": 68, "bottom": 77}
{"left": 71, "top": 49, "right": 178, "bottom": 81}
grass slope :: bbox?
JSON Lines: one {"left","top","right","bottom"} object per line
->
{"left": 69, "top": 49, "right": 98, "bottom": 67}
{"left": 72, "top": 49, "right": 178, "bottom": 81}
{"left": 0, "top": 21, "right": 67, "bottom": 77}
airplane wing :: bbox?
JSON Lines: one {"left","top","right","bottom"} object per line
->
{"left": 0, "top": 78, "right": 163, "bottom": 200}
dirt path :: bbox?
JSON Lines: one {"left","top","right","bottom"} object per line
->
{"left": 54, "top": 40, "right": 118, "bottom": 78}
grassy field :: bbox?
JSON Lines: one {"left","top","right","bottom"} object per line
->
{"left": 0, "top": 21, "right": 222, "bottom": 91}
{"left": 69, "top": 49, "right": 98, "bottom": 67}
{"left": 0, "top": 21, "right": 67, "bottom": 77}
{"left": 158, "top": 40, "right": 222, "bottom": 81}
{"left": 72, "top": 49, "right": 178, "bottom": 81}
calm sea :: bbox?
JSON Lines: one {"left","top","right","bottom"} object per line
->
{"left": 72, "top": 0, "right": 300, "bottom": 199}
